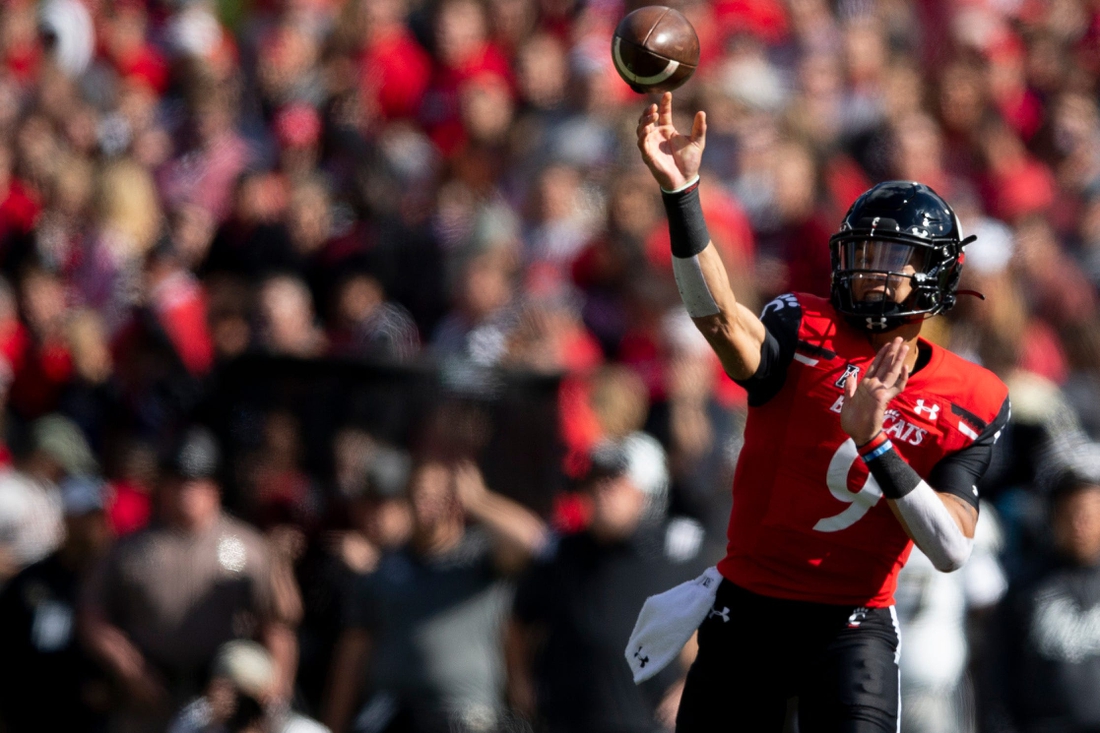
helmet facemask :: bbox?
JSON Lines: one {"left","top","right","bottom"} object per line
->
{"left": 828, "top": 182, "right": 968, "bottom": 332}
{"left": 830, "top": 235, "right": 961, "bottom": 332}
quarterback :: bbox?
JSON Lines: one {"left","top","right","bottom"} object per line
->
{"left": 636, "top": 94, "right": 1010, "bottom": 731}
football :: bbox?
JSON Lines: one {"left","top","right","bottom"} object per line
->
{"left": 611, "top": 6, "right": 700, "bottom": 94}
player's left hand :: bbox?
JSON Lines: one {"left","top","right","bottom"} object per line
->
{"left": 841, "top": 337, "right": 910, "bottom": 445}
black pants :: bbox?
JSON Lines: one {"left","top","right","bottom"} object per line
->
{"left": 676, "top": 581, "right": 900, "bottom": 733}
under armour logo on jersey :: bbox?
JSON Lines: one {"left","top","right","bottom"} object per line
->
{"left": 709, "top": 606, "right": 730, "bottom": 623}
{"left": 834, "top": 363, "right": 860, "bottom": 389}
{"left": 633, "top": 646, "right": 649, "bottom": 668}
{"left": 914, "top": 399, "right": 940, "bottom": 421}
{"left": 761, "top": 293, "right": 799, "bottom": 318}
{"left": 866, "top": 317, "right": 888, "bottom": 330}
{"left": 847, "top": 607, "right": 869, "bottom": 628}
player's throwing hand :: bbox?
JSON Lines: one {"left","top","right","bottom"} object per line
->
{"left": 636, "top": 92, "right": 706, "bottom": 191}
{"left": 840, "top": 337, "right": 910, "bottom": 445}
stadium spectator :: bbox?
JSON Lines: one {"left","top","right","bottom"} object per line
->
{"left": 159, "top": 80, "right": 254, "bottom": 224}
{"left": 258, "top": 275, "right": 327, "bottom": 358}
{"left": 296, "top": 443, "right": 412, "bottom": 713}
{"left": 169, "top": 640, "right": 329, "bottom": 733}
{"left": 509, "top": 436, "right": 706, "bottom": 733}
{"left": 647, "top": 311, "right": 741, "bottom": 561}
{"left": 328, "top": 272, "right": 421, "bottom": 362}
{"left": 895, "top": 504, "right": 1008, "bottom": 733}
{"left": 431, "top": 246, "right": 519, "bottom": 365}
{"left": 337, "top": 445, "right": 414, "bottom": 574}
{"left": 81, "top": 427, "right": 301, "bottom": 733}
{"left": 0, "top": 476, "right": 112, "bottom": 732}
{"left": 11, "top": 265, "right": 74, "bottom": 419}
{"left": 321, "top": 459, "right": 546, "bottom": 733}
{"left": 104, "top": 439, "right": 156, "bottom": 538}
{"left": 987, "top": 459, "right": 1100, "bottom": 733}
{"left": 0, "top": 414, "right": 96, "bottom": 583}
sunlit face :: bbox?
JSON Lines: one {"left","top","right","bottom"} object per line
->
{"left": 587, "top": 474, "right": 646, "bottom": 540}
{"left": 840, "top": 240, "right": 927, "bottom": 305}
{"left": 160, "top": 476, "right": 220, "bottom": 529}
{"left": 407, "top": 462, "right": 457, "bottom": 531}
{"left": 1054, "top": 485, "right": 1100, "bottom": 566}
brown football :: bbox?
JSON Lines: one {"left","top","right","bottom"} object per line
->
{"left": 611, "top": 6, "right": 699, "bottom": 94}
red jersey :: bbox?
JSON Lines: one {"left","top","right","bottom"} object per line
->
{"left": 717, "top": 293, "right": 1010, "bottom": 607}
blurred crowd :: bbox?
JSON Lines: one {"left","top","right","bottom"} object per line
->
{"left": 1, "top": 0, "right": 1100, "bottom": 731}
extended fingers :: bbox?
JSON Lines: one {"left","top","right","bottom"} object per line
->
{"left": 894, "top": 361, "right": 910, "bottom": 394}
{"left": 883, "top": 343, "right": 909, "bottom": 388}
{"left": 690, "top": 110, "right": 707, "bottom": 146}
{"left": 865, "top": 342, "right": 888, "bottom": 380}
{"left": 867, "top": 337, "right": 906, "bottom": 381}
{"left": 658, "top": 92, "right": 674, "bottom": 128}
{"left": 636, "top": 105, "right": 658, "bottom": 138}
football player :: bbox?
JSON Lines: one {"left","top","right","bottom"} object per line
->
{"left": 636, "top": 93, "right": 1010, "bottom": 732}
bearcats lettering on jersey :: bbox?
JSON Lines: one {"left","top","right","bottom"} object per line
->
{"left": 721, "top": 293, "right": 1010, "bottom": 607}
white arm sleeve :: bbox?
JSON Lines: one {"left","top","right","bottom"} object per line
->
{"left": 893, "top": 481, "right": 974, "bottom": 572}
{"left": 671, "top": 255, "right": 720, "bottom": 318}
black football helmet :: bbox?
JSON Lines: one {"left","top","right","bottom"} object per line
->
{"left": 829, "top": 181, "right": 974, "bottom": 332}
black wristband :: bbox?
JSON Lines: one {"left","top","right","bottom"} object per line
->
{"left": 865, "top": 446, "right": 922, "bottom": 500}
{"left": 662, "top": 180, "right": 710, "bottom": 259}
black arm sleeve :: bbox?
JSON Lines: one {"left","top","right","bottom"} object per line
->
{"left": 734, "top": 294, "right": 802, "bottom": 407}
{"left": 928, "top": 395, "right": 1012, "bottom": 509}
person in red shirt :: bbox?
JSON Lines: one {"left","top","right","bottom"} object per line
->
{"left": 636, "top": 93, "right": 1010, "bottom": 731}
{"left": 419, "top": 0, "right": 512, "bottom": 156}
{"left": 352, "top": 0, "right": 432, "bottom": 121}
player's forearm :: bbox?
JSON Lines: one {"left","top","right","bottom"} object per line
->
{"left": 465, "top": 490, "right": 548, "bottom": 559}
{"left": 263, "top": 621, "right": 299, "bottom": 701}
{"left": 504, "top": 619, "right": 538, "bottom": 716}
{"left": 858, "top": 434, "right": 973, "bottom": 572}
{"left": 664, "top": 180, "right": 762, "bottom": 379}
{"left": 322, "top": 629, "right": 371, "bottom": 733}
{"left": 79, "top": 612, "right": 148, "bottom": 680}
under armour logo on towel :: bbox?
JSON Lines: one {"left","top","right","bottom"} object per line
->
{"left": 709, "top": 605, "right": 730, "bottom": 623}
{"left": 633, "top": 646, "right": 650, "bottom": 668}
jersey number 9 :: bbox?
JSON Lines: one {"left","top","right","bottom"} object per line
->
{"left": 814, "top": 439, "right": 883, "bottom": 532}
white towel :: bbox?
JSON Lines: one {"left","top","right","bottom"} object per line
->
{"left": 625, "top": 566, "right": 723, "bottom": 683}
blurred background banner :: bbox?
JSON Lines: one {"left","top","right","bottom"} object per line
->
{"left": 204, "top": 355, "right": 564, "bottom": 518}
